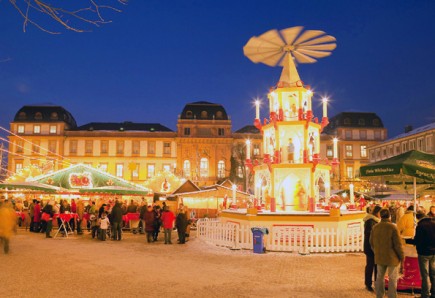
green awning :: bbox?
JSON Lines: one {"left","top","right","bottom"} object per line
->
{"left": 0, "top": 181, "right": 60, "bottom": 193}
{"left": 360, "top": 150, "right": 435, "bottom": 182}
{"left": 79, "top": 186, "right": 148, "bottom": 196}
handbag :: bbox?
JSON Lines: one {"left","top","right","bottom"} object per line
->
{"left": 41, "top": 212, "right": 50, "bottom": 222}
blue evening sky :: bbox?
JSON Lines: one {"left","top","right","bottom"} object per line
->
{"left": 0, "top": 0, "right": 434, "bottom": 141}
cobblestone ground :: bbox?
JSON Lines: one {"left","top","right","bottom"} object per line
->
{"left": 0, "top": 229, "right": 416, "bottom": 298}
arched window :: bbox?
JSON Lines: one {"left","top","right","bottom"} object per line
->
{"left": 50, "top": 112, "right": 58, "bottom": 120}
{"left": 201, "top": 111, "right": 208, "bottom": 119}
{"left": 358, "top": 118, "right": 365, "bottom": 125}
{"left": 217, "top": 160, "right": 225, "bottom": 178}
{"left": 200, "top": 158, "right": 209, "bottom": 178}
{"left": 186, "top": 111, "right": 193, "bottom": 119}
{"left": 18, "top": 112, "right": 27, "bottom": 120}
{"left": 216, "top": 111, "right": 223, "bottom": 119}
{"left": 34, "top": 112, "right": 43, "bottom": 120}
{"left": 183, "top": 160, "right": 191, "bottom": 177}
{"left": 344, "top": 118, "right": 351, "bottom": 125}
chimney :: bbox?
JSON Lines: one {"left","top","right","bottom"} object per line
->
{"left": 404, "top": 125, "right": 413, "bottom": 133}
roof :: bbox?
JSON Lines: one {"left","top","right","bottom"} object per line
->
{"left": 179, "top": 101, "right": 229, "bottom": 120}
{"left": 13, "top": 105, "right": 77, "bottom": 128}
{"left": 74, "top": 122, "right": 174, "bottom": 132}
{"left": 234, "top": 125, "right": 261, "bottom": 134}
{"left": 385, "top": 122, "right": 435, "bottom": 142}
{"left": 323, "top": 112, "right": 384, "bottom": 135}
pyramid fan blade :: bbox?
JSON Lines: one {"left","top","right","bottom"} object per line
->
{"left": 261, "top": 52, "right": 285, "bottom": 67}
{"left": 299, "top": 44, "right": 336, "bottom": 51}
{"left": 297, "top": 49, "right": 332, "bottom": 59}
{"left": 293, "top": 50, "right": 317, "bottom": 63}
{"left": 244, "top": 49, "right": 283, "bottom": 63}
{"left": 257, "top": 29, "right": 286, "bottom": 47}
{"left": 244, "top": 36, "right": 282, "bottom": 52}
{"left": 298, "top": 35, "right": 336, "bottom": 46}
{"left": 294, "top": 30, "right": 325, "bottom": 45}
{"left": 279, "top": 26, "right": 303, "bottom": 45}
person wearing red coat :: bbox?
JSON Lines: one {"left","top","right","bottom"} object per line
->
{"left": 33, "top": 201, "right": 41, "bottom": 232}
{"left": 161, "top": 206, "right": 175, "bottom": 244}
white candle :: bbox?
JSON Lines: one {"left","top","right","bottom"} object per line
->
{"left": 325, "top": 182, "right": 331, "bottom": 201}
{"left": 322, "top": 98, "right": 328, "bottom": 118}
{"left": 349, "top": 183, "right": 355, "bottom": 204}
{"left": 255, "top": 100, "right": 260, "bottom": 119}
{"left": 246, "top": 139, "right": 251, "bottom": 160}
{"left": 333, "top": 138, "right": 338, "bottom": 159}
{"left": 308, "top": 143, "right": 313, "bottom": 161}
{"left": 232, "top": 184, "right": 237, "bottom": 205}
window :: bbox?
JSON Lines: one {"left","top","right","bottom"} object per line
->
{"left": 409, "top": 140, "right": 415, "bottom": 150}
{"left": 374, "top": 131, "right": 381, "bottom": 140}
{"left": 85, "top": 140, "right": 93, "bottom": 154}
{"left": 370, "top": 151, "right": 375, "bottom": 160}
{"left": 326, "top": 145, "right": 333, "bottom": 157}
{"left": 216, "top": 111, "right": 223, "bottom": 119}
{"left": 185, "top": 111, "right": 193, "bottom": 119}
{"left": 388, "top": 146, "right": 394, "bottom": 156}
{"left": 163, "top": 142, "right": 171, "bottom": 155}
{"left": 395, "top": 144, "right": 401, "bottom": 155}
{"left": 147, "top": 164, "right": 155, "bottom": 178}
{"left": 217, "top": 160, "right": 225, "bottom": 178}
{"left": 358, "top": 118, "right": 365, "bottom": 125}
{"left": 101, "top": 141, "right": 108, "bottom": 154}
{"left": 16, "top": 140, "right": 24, "bottom": 153}
{"left": 253, "top": 144, "right": 260, "bottom": 156}
{"left": 131, "top": 163, "right": 140, "bottom": 179}
{"left": 344, "top": 118, "right": 351, "bottom": 125}
{"left": 34, "top": 112, "right": 42, "bottom": 120}
{"left": 426, "top": 136, "right": 432, "bottom": 151}
{"left": 33, "top": 125, "right": 41, "bottom": 134}
{"left": 200, "top": 158, "right": 209, "bottom": 178}
{"left": 18, "top": 112, "right": 26, "bottom": 120}
{"left": 360, "top": 130, "right": 367, "bottom": 140}
{"left": 69, "top": 140, "right": 77, "bottom": 154}
{"left": 402, "top": 142, "right": 408, "bottom": 152}
{"left": 417, "top": 138, "right": 424, "bottom": 151}
{"left": 48, "top": 140, "right": 56, "bottom": 153}
{"left": 373, "top": 119, "right": 380, "bottom": 126}
{"left": 32, "top": 140, "right": 40, "bottom": 153}
{"left": 99, "top": 163, "right": 108, "bottom": 172}
{"left": 116, "top": 141, "right": 124, "bottom": 155}
{"left": 132, "top": 141, "right": 140, "bottom": 155}
{"left": 376, "top": 150, "right": 381, "bottom": 159}
{"left": 360, "top": 145, "right": 367, "bottom": 158}
{"left": 17, "top": 125, "right": 24, "bottom": 134}
{"left": 237, "top": 166, "right": 243, "bottom": 178}
{"left": 49, "top": 125, "right": 57, "bottom": 134}
{"left": 201, "top": 111, "right": 208, "bottom": 119}
{"left": 162, "top": 164, "right": 171, "bottom": 172}
{"left": 147, "top": 141, "right": 155, "bottom": 155}
{"left": 345, "top": 145, "right": 353, "bottom": 157}
{"left": 183, "top": 160, "right": 191, "bottom": 177}
{"left": 218, "top": 128, "right": 225, "bottom": 136}
{"left": 116, "top": 164, "right": 124, "bottom": 177}
{"left": 345, "top": 130, "right": 352, "bottom": 139}
{"left": 50, "top": 112, "right": 58, "bottom": 120}
{"left": 15, "top": 161, "right": 23, "bottom": 173}
{"left": 383, "top": 148, "right": 387, "bottom": 157}
{"left": 184, "top": 127, "right": 191, "bottom": 136}
{"left": 346, "top": 166, "right": 354, "bottom": 179}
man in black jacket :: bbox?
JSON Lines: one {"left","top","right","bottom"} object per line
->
{"left": 408, "top": 211, "right": 435, "bottom": 298}
{"left": 363, "top": 205, "right": 382, "bottom": 292}
{"left": 111, "top": 200, "right": 123, "bottom": 241}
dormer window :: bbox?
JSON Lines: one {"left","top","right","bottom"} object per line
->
{"left": 344, "top": 118, "right": 351, "bottom": 125}
{"left": 34, "top": 112, "right": 43, "bottom": 120}
{"left": 201, "top": 111, "right": 208, "bottom": 119}
{"left": 373, "top": 119, "right": 380, "bottom": 126}
{"left": 18, "top": 112, "right": 27, "bottom": 120}
{"left": 186, "top": 111, "right": 193, "bottom": 119}
{"left": 216, "top": 111, "right": 223, "bottom": 119}
{"left": 358, "top": 118, "right": 365, "bottom": 125}
{"left": 50, "top": 112, "right": 58, "bottom": 120}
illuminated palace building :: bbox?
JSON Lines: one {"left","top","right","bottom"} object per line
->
{"left": 7, "top": 104, "right": 386, "bottom": 191}
{"left": 7, "top": 103, "right": 262, "bottom": 188}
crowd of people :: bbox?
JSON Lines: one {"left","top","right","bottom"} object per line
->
{"left": 363, "top": 203, "right": 435, "bottom": 298}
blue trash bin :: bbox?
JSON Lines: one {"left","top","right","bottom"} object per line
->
{"left": 251, "top": 227, "right": 269, "bottom": 254}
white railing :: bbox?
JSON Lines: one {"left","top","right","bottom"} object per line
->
{"left": 197, "top": 219, "right": 363, "bottom": 254}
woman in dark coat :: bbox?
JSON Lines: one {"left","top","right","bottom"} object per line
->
{"left": 175, "top": 210, "right": 189, "bottom": 244}
{"left": 41, "top": 201, "right": 55, "bottom": 238}
{"left": 143, "top": 206, "right": 156, "bottom": 243}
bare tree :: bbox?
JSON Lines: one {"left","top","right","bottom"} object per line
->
{"left": 9, "top": 0, "right": 128, "bottom": 34}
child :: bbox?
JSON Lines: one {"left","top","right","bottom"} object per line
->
{"left": 90, "top": 214, "right": 98, "bottom": 239}
{"left": 98, "top": 212, "right": 110, "bottom": 241}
